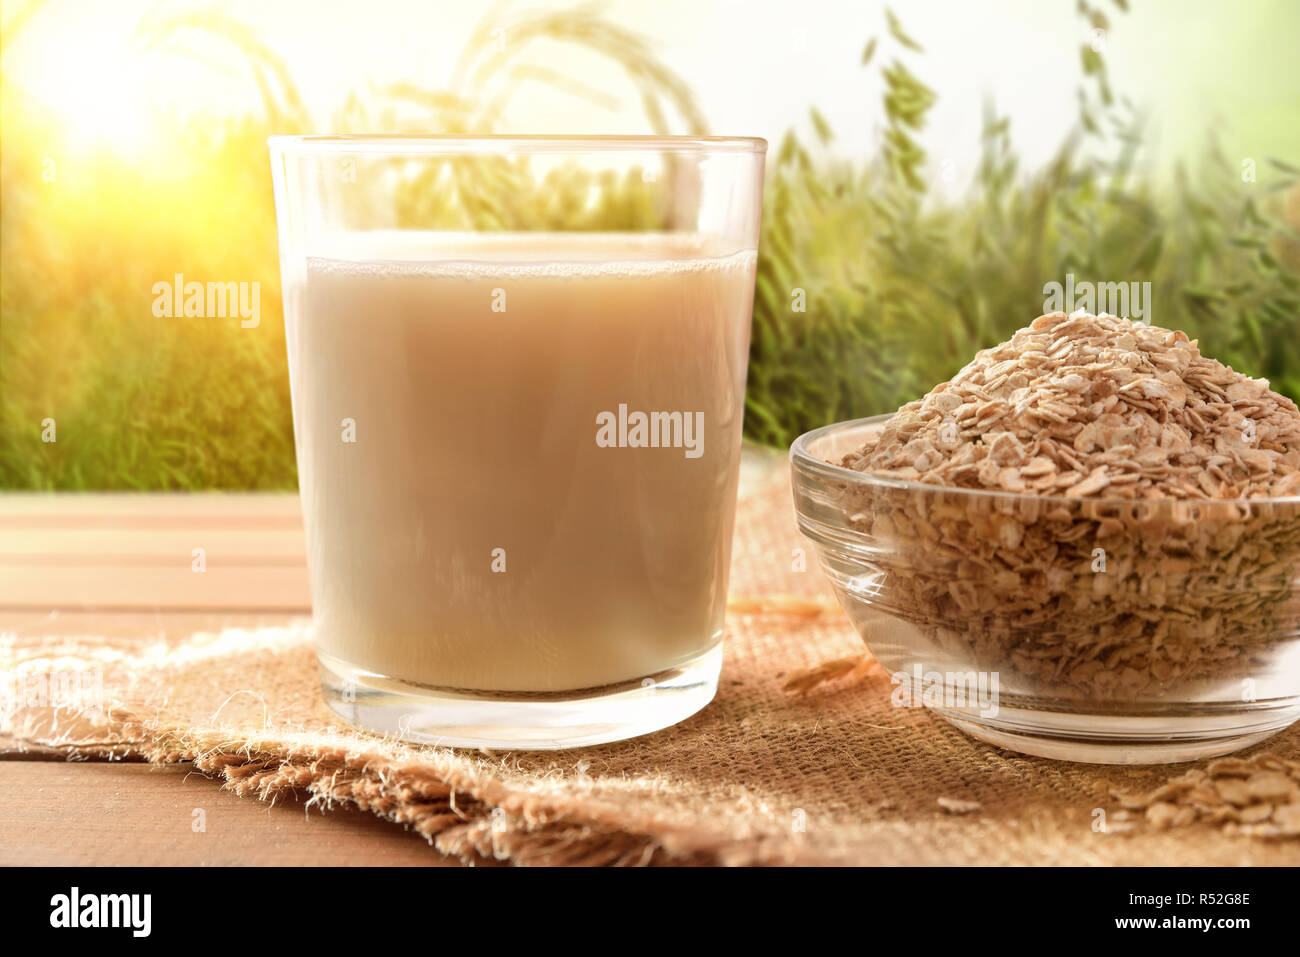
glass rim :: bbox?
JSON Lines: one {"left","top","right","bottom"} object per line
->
{"left": 267, "top": 134, "right": 767, "bottom": 155}
{"left": 791, "top": 414, "right": 1300, "bottom": 508}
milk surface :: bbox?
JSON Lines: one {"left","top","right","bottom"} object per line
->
{"left": 289, "top": 233, "right": 757, "bottom": 691}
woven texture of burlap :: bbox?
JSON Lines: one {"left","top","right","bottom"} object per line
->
{"left": 4, "top": 459, "right": 1299, "bottom": 865}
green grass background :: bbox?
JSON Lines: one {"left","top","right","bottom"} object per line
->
{"left": 2, "top": 2, "right": 1298, "bottom": 489}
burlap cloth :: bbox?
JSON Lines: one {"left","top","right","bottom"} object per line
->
{"left": 4, "top": 457, "right": 1299, "bottom": 865}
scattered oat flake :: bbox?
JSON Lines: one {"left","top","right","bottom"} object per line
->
{"left": 937, "top": 796, "right": 982, "bottom": 815}
{"left": 1110, "top": 753, "right": 1300, "bottom": 839}
{"left": 781, "top": 654, "right": 876, "bottom": 696}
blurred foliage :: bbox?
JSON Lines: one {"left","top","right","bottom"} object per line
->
{"left": 745, "top": 1, "right": 1300, "bottom": 446}
{"left": 1, "top": 1, "right": 1298, "bottom": 487}
{"left": 0, "top": 2, "right": 697, "bottom": 489}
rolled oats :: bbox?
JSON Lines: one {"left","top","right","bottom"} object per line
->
{"left": 937, "top": 796, "right": 982, "bottom": 815}
{"left": 834, "top": 314, "right": 1300, "bottom": 699}
{"left": 1112, "top": 753, "right": 1300, "bottom": 838}
{"left": 846, "top": 314, "right": 1300, "bottom": 500}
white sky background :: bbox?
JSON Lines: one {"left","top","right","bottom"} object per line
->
{"left": 6, "top": 0, "right": 1298, "bottom": 183}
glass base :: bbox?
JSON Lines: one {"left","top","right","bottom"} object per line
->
{"left": 318, "top": 645, "right": 722, "bottom": 750}
{"left": 932, "top": 701, "right": 1300, "bottom": 765}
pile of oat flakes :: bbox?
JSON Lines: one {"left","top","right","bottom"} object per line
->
{"left": 846, "top": 312, "right": 1300, "bottom": 499}
{"left": 1110, "top": 753, "right": 1300, "bottom": 837}
{"left": 836, "top": 313, "right": 1300, "bottom": 698}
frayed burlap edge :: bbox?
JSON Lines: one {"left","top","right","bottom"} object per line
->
{"left": 8, "top": 626, "right": 1300, "bottom": 864}
{"left": 8, "top": 723, "right": 828, "bottom": 866}
{"left": 1, "top": 646, "right": 831, "bottom": 867}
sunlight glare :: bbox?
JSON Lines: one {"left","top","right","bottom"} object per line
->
{"left": 22, "top": 30, "right": 156, "bottom": 158}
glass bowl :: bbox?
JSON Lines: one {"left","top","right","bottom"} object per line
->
{"left": 791, "top": 415, "right": 1300, "bottom": 764}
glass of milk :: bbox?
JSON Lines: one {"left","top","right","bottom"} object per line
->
{"left": 269, "top": 136, "right": 765, "bottom": 748}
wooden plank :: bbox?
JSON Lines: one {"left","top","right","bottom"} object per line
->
{"left": 0, "top": 564, "right": 312, "bottom": 612}
{"left": 0, "top": 493, "right": 302, "bottom": 522}
{"left": 0, "top": 762, "right": 470, "bottom": 866}
{"left": 0, "top": 496, "right": 474, "bottom": 866}
{"left": 0, "top": 527, "right": 306, "bottom": 562}
{"left": 0, "top": 492, "right": 311, "bottom": 612}
{"left": 0, "top": 610, "right": 305, "bottom": 639}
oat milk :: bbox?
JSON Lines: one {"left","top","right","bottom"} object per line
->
{"left": 288, "top": 233, "right": 757, "bottom": 692}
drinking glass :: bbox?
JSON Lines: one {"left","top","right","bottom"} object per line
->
{"left": 269, "top": 135, "right": 765, "bottom": 748}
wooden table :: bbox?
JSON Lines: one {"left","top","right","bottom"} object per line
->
{"left": 0, "top": 493, "right": 464, "bottom": 865}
